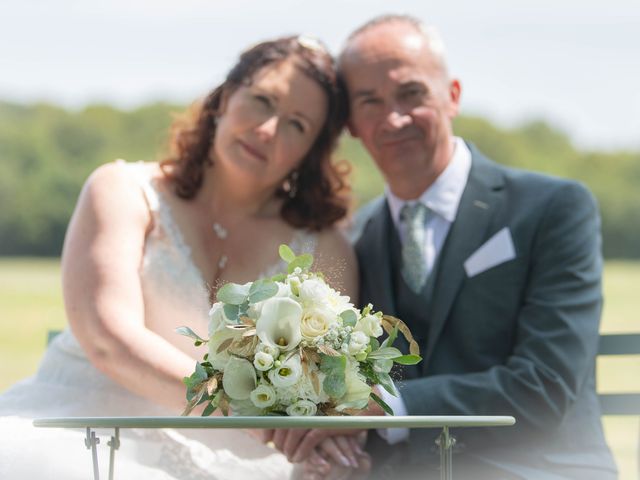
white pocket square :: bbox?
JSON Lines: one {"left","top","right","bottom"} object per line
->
{"left": 464, "top": 227, "right": 516, "bottom": 277}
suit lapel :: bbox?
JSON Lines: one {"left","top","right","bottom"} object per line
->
{"left": 423, "top": 147, "right": 505, "bottom": 366}
{"left": 355, "top": 200, "right": 397, "bottom": 316}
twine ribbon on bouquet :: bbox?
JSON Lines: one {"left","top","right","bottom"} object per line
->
{"left": 382, "top": 315, "right": 421, "bottom": 356}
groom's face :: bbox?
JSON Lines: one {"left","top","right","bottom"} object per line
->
{"left": 340, "top": 23, "right": 460, "bottom": 193}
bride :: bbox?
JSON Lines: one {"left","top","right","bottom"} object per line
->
{"left": 0, "top": 35, "right": 360, "bottom": 479}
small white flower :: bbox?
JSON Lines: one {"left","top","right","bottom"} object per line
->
{"left": 250, "top": 384, "right": 277, "bottom": 408}
{"left": 253, "top": 351, "right": 274, "bottom": 371}
{"left": 256, "top": 342, "right": 280, "bottom": 358}
{"left": 268, "top": 354, "right": 302, "bottom": 388}
{"left": 286, "top": 399, "right": 317, "bottom": 416}
{"left": 256, "top": 297, "right": 303, "bottom": 351}
{"left": 346, "top": 330, "right": 369, "bottom": 355}
{"left": 222, "top": 357, "right": 257, "bottom": 401}
{"left": 355, "top": 314, "right": 383, "bottom": 338}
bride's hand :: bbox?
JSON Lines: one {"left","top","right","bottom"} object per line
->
{"left": 301, "top": 434, "right": 371, "bottom": 480}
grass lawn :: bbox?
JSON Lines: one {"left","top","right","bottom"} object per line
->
{"left": 0, "top": 258, "right": 638, "bottom": 478}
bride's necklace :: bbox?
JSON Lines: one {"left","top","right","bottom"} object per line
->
{"left": 212, "top": 221, "right": 228, "bottom": 270}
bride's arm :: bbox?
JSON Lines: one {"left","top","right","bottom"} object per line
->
{"left": 62, "top": 162, "right": 196, "bottom": 412}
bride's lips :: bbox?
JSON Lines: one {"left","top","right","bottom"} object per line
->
{"left": 238, "top": 140, "right": 267, "bottom": 162}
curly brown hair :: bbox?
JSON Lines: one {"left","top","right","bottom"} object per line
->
{"left": 160, "top": 36, "right": 351, "bottom": 230}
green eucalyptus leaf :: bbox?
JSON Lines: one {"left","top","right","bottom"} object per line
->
{"left": 223, "top": 304, "right": 240, "bottom": 322}
{"left": 370, "top": 392, "right": 394, "bottom": 415}
{"left": 216, "top": 282, "right": 250, "bottom": 305}
{"left": 287, "top": 253, "right": 314, "bottom": 273}
{"left": 340, "top": 310, "right": 357, "bottom": 327}
{"left": 393, "top": 354, "right": 422, "bottom": 365}
{"left": 319, "top": 354, "right": 346, "bottom": 374}
{"left": 249, "top": 279, "right": 279, "bottom": 304}
{"left": 175, "top": 326, "right": 208, "bottom": 344}
{"left": 279, "top": 244, "right": 296, "bottom": 263}
{"left": 368, "top": 347, "right": 403, "bottom": 360}
{"left": 323, "top": 373, "right": 347, "bottom": 398}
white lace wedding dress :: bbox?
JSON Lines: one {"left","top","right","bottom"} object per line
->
{"left": 0, "top": 161, "right": 317, "bottom": 479}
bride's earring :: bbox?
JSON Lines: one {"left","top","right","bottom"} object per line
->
{"left": 282, "top": 171, "right": 299, "bottom": 199}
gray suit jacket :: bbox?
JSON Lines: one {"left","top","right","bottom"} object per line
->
{"left": 355, "top": 143, "right": 616, "bottom": 479}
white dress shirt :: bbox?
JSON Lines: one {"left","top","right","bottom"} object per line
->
{"left": 377, "top": 137, "right": 472, "bottom": 444}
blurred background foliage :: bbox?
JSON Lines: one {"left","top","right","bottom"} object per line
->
{"left": 1, "top": 100, "right": 639, "bottom": 258}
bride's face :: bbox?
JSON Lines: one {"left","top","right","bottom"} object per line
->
{"left": 213, "top": 58, "right": 328, "bottom": 190}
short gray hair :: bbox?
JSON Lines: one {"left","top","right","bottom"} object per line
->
{"left": 341, "top": 14, "right": 449, "bottom": 73}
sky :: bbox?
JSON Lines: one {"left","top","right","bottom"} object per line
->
{"left": 1, "top": 0, "right": 638, "bottom": 151}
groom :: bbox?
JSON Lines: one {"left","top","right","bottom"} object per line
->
{"left": 271, "top": 15, "right": 617, "bottom": 479}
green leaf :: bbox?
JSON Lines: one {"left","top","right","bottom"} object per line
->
{"left": 216, "top": 282, "right": 250, "bottom": 305}
{"left": 368, "top": 347, "right": 403, "bottom": 360}
{"left": 376, "top": 371, "right": 396, "bottom": 397}
{"left": 223, "top": 304, "right": 239, "bottom": 322}
{"left": 202, "top": 402, "right": 216, "bottom": 417}
{"left": 370, "top": 392, "right": 394, "bottom": 415}
{"left": 323, "top": 372, "right": 347, "bottom": 398}
{"left": 270, "top": 273, "right": 287, "bottom": 283}
{"left": 340, "top": 310, "right": 357, "bottom": 327}
{"left": 248, "top": 279, "right": 279, "bottom": 304}
{"left": 279, "top": 244, "right": 296, "bottom": 263}
{"left": 287, "top": 253, "right": 314, "bottom": 273}
{"left": 393, "top": 354, "right": 422, "bottom": 365}
{"left": 175, "top": 326, "right": 208, "bottom": 344}
{"left": 380, "top": 324, "right": 399, "bottom": 349}
{"left": 320, "top": 354, "right": 346, "bottom": 374}
{"left": 373, "top": 358, "right": 393, "bottom": 374}
{"left": 368, "top": 337, "right": 380, "bottom": 351}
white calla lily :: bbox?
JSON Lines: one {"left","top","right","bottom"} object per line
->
{"left": 222, "top": 357, "right": 256, "bottom": 401}
{"left": 256, "top": 297, "right": 303, "bottom": 351}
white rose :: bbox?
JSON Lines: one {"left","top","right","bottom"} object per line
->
{"left": 256, "top": 297, "right": 303, "bottom": 351}
{"left": 268, "top": 354, "right": 302, "bottom": 388}
{"left": 286, "top": 399, "right": 317, "bottom": 416}
{"left": 300, "top": 306, "right": 337, "bottom": 340}
{"left": 222, "top": 357, "right": 257, "bottom": 401}
{"left": 298, "top": 278, "right": 331, "bottom": 306}
{"left": 355, "top": 314, "right": 383, "bottom": 338}
{"left": 346, "top": 331, "right": 369, "bottom": 356}
{"left": 253, "top": 351, "right": 274, "bottom": 371}
{"left": 250, "top": 384, "right": 277, "bottom": 408}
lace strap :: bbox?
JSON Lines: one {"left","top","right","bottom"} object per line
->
{"left": 114, "top": 159, "right": 160, "bottom": 212}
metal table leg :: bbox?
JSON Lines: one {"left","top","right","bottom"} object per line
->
{"left": 436, "top": 426, "right": 455, "bottom": 480}
{"left": 84, "top": 427, "right": 101, "bottom": 480}
{"left": 107, "top": 427, "right": 120, "bottom": 480}
{"left": 83, "top": 427, "right": 120, "bottom": 480}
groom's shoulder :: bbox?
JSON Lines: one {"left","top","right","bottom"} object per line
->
{"left": 347, "top": 195, "right": 386, "bottom": 244}
{"left": 469, "top": 142, "right": 595, "bottom": 207}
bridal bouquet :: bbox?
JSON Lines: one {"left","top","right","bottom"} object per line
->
{"left": 178, "top": 245, "right": 421, "bottom": 417}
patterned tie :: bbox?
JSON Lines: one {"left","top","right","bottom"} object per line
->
{"left": 400, "top": 202, "right": 430, "bottom": 293}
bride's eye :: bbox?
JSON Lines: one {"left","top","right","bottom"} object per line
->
{"left": 289, "top": 119, "right": 305, "bottom": 133}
